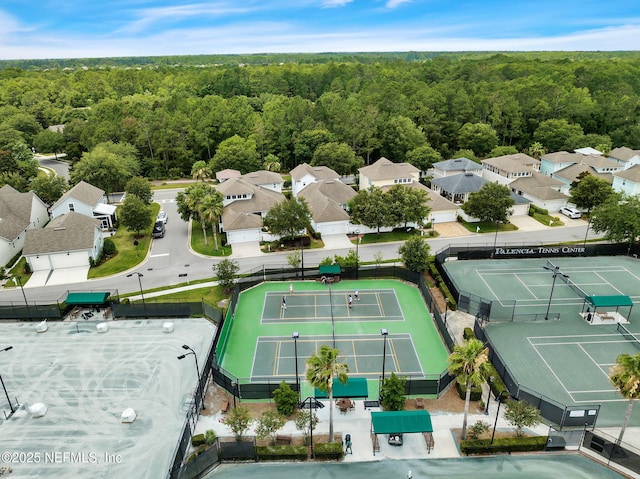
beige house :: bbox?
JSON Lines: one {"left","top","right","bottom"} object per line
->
{"left": 509, "top": 172, "right": 569, "bottom": 211}
{"left": 290, "top": 163, "right": 340, "bottom": 196}
{"left": 241, "top": 170, "right": 284, "bottom": 193}
{"left": 298, "top": 180, "right": 356, "bottom": 235}
{"left": 358, "top": 157, "right": 420, "bottom": 189}
{"left": 481, "top": 153, "right": 540, "bottom": 185}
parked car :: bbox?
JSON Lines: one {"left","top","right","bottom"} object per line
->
{"left": 157, "top": 211, "right": 168, "bottom": 224}
{"left": 152, "top": 221, "right": 165, "bottom": 238}
{"left": 559, "top": 206, "right": 582, "bottom": 219}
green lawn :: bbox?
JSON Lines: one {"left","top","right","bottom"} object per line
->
{"left": 460, "top": 220, "right": 518, "bottom": 234}
{"left": 190, "top": 221, "right": 232, "bottom": 256}
{"left": 530, "top": 212, "right": 564, "bottom": 227}
{"left": 358, "top": 228, "right": 421, "bottom": 244}
{"left": 141, "top": 285, "right": 226, "bottom": 304}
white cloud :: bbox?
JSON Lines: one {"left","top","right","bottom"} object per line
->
{"left": 386, "top": 0, "right": 412, "bottom": 8}
{"left": 321, "top": 0, "right": 354, "bottom": 7}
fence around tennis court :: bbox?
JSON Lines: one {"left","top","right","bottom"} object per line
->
{"left": 212, "top": 263, "right": 455, "bottom": 402}
{"left": 473, "top": 317, "right": 601, "bottom": 430}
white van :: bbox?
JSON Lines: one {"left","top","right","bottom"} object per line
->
{"left": 559, "top": 206, "right": 581, "bottom": 219}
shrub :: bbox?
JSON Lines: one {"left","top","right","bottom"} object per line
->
{"left": 460, "top": 436, "right": 547, "bottom": 455}
{"left": 205, "top": 430, "right": 216, "bottom": 445}
{"left": 191, "top": 433, "right": 206, "bottom": 447}
{"left": 255, "top": 445, "right": 307, "bottom": 461}
{"left": 313, "top": 442, "right": 344, "bottom": 460}
{"left": 463, "top": 327, "right": 476, "bottom": 341}
{"left": 102, "top": 238, "right": 116, "bottom": 256}
{"left": 456, "top": 381, "right": 482, "bottom": 401}
{"left": 468, "top": 420, "right": 490, "bottom": 440}
{"left": 273, "top": 381, "right": 298, "bottom": 416}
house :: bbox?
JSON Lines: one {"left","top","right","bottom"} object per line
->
{"left": 215, "top": 169, "right": 241, "bottom": 183}
{"left": 50, "top": 181, "right": 117, "bottom": 230}
{"left": 540, "top": 151, "right": 620, "bottom": 178}
{"left": 613, "top": 165, "right": 640, "bottom": 195}
{"left": 241, "top": 170, "right": 284, "bottom": 193}
{"left": 608, "top": 147, "right": 640, "bottom": 169}
{"left": 508, "top": 172, "right": 569, "bottom": 211}
{"left": 430, "top": 158, "right": 482, "bottom": 179}
{"left": 358, "top": 158, "right": 420, "bottom": 189}
{"left": 23, "top": 212, "right": 103, "bottom": 273}
{"left": 217, "top": 177, "right": 285, "bottom": 244}
{"left": 290, "top": 163, "right": 340, "bottom": 197}
{"left": 381, "top": 182, "right": 459, "bottom": 225}
{"left": 481, "top": 153, "right": 539, "bottom": 185}
{"left": 550, "top": 157, "right": 620, "bottom": 195}
{"left": 430, "top": 173, "right": 487, "bottom": 204}
{"left": 298, "top": 180, "right": 356, "bottom": 235}
{"left": 0, "top": 185, "right": 49, "bottom": 267}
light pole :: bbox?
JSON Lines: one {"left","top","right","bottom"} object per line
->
{"left": 1, "top": 346, "right": 15, "bottom": 414}
{"left": 380, "top": 329, "right": 388, "bottom": 402}
{"left": 485, "top": 376, "right": 494, "bottom": 415}
{"left": 491, "top": 391, "right": 509, "bottom": 444}
{"left": 300, "top": 236, "right": 305, "bottom": 280}
{"left": 354, "top": 229, "right": 360, "bottom": 280}
{"left": 14, "top": 276, "right": 29, "bottom": 312}
{"left": 126, "top": 272, "right": 145, "bottom": 306}
{"left": 292, "top": 332, "right": 300, "bottom": 403}
{"left": 542, "top": 265, "right": 569, "bottom": 320}
{"left": 178, "top": 344, "right": 205, "bottom": 411}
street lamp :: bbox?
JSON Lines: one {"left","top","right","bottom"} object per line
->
{"left": 177, "top": 344, "right": 205, "bottom": 411}
{"left": 380, "top": 329, "right": 388, "bottom": 402}
{"left": 491, "top": 391, "right": 509, "bottom": 444}
{"left": 14, "top": 276, "right": 29, "bottom": 312}
{"left": 1, "top": 346, "right": 16, "bottom": 414}
{"left": 126, "top": 272, "right": 145, "bottom": 306}
{"left": 292, "top": 332, "right": 300, "bottom": 403}
{"left": 354, "top": 229, "right": 360, "bottom": 280}
{"left": 300, "top": 236, "right": 305, "bottom": 280}
{"left": 542, "top": 265, "right": 569, "bottom": 320}
{"left": 485, "top": 376, "right": 494, "bottom": 415}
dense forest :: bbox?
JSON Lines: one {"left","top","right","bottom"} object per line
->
{"left": 2, "top": 51, "right": 640, "bottom": 185}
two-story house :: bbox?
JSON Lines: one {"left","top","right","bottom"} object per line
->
{"left": 50, "top": 181, "right": 117, "bottom": 230}
{"left": 481, "top": 153, "right": 540, "bottom": 185}
{"left": 358, "top": 157, "right": 420, "bottom": 189}
{"left": 613, "top": 164, "right": 640, "bottom": 196}
{"left": 430, "top": 157, "right": 482, "bottom": 179}
{"left": 608, "top": 146, "right": 640, "bottom": 170}
{"left": 297, "top": 180, "right": 357, "bottom": 236}
{"left": 241, "top": 170, "right": 284, "bottom": 193}
{"left": 290, "top": 163, "right": 340, "bottom": 197}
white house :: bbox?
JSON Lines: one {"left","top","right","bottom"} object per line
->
{"left": 298, "top": 180, "right": 356, "bottom": 235}
{"left": 508, "top": 172, "right": 569, "bottom": 212}
{"left": 50, "top": 181, "right": 117, "bottom": 230}
{"left": 0, "top": 185, "right": 49, "bottom": 267}
{"left": 241, "top": 170, "right": 284, "bottom": 193}
{"left": 23, "top": 212, "right": 103, "bottom": 272}
{"left": 481, "top": 153, "right": 539, "bottom": 185}
{"left": 613, "top": 164, "right": 640, "bottom": 196}
{"left": 290, "top": 163, "right": 340, "bottom": 197}
{"left": 217, "top": 177, "right": 285, "bottom": 244}
{"left": 609, "top": 146, "right": 640, "bottom": 169}
{"left": 358, "top": 157, "right": 420, "bottom": 189}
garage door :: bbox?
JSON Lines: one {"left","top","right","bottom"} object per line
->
{"left": 29, "top": 255, "right": 51, "bottom": 271}
{"left": 431, "top": 211, "right": 457, "bottom": 224}
{"left": 51, "top": 251, "right": 89, "bottom": 268}
{"left": 227, "top": 229, "right": 260, "bottom": 244}
{"left": 319, "top": 222, "right": 348, "bottom": 235}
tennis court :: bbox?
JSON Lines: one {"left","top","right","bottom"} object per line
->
{"left": 444, "top": 255, "right": 640, "bottom": 427}
{"left": 219, "top": 280, "right": 449, "bottom": 398}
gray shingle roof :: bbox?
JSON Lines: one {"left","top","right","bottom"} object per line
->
{"left": 510, "top": 173, "right": 568, "bottom": 200}
{"left": 481, "top": 153, "right": 539, "bottom": 172}
{"left": 432, "top": 158, "right": 482, "bottom": 172}
{"left": 553, "top": 164, "right": 613, "bottom": 184}
{"left": 298, "top": 180, "right": 356, "bottom": 205}
{"left": 609, "top": 146, "right": 640, "bottom": 162}
{"left": 381, "top": 182, "right": 457, "bottom": 212}
{"left": 221, "top": 204, "right": 264, "bottom": 231}
{"left": 430, "top": 173, "right": 487, "bottom": 194}
{"left": 215, "top": 169, "right": 241, "bottom": 181}
{"left": 0, "top": 185, "right": 37, "bottom": 242}
{"left": 241, "top": 170, "right": 283, "bottom": 186}
{"left": 52, "top": 181, "right": 104, "bottom": 210}
{"left": 219, "top": 179, "right": 286, "bottom": 224}
{"left": 23, "top": 212, "right": 99, "bottom": 255}
{"left": 216, "top": 177, "right": 257, "bottom": 197}
{"left": 298, "top": 182, "right": 352, "bottom": 223}
{"left": 614, "top": 164, "right": 640, "bottom": 182}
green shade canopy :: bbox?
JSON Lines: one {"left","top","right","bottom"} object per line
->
{"left": 314, "top": 377, "right": 368, "bottom": 398}
{"left": 319, "top": 265, "right": 341, "bottom": 275}
{"left": 65, "top": 292, "right": 110, "bottom": 305}
{"left": 586, "top": 295, "right": 633, "bottom": 308}
{"left": 371, "top": 410, "right": 433, "bottom": 434}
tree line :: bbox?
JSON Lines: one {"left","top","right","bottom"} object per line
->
{"left": 2, "top": 52, "right": 640, "bottom": 187}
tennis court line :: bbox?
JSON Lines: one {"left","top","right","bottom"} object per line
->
{"left": 527, "top": 337, "right": 574, "bottom": 398}
{"left": 477, "top": 271, "right": 503, "bottom": 304}
{"left": 514, "top": 273, "right": 540, "bottom": 300}
{"left": 593, "top": 271, "right": 624, "bottom": 295}
{"left": 576, "top": 343, "right": 612, "bottom": 382}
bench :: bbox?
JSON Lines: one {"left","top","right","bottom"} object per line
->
{"left": 221, "top": 399, "right": 230, "bottom": 413}
{"left": 275, "top": 434, "right": 292, "bottom": 445}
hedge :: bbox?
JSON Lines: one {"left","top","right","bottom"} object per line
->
{"left": 460, "top": 436, "right": 547, "bottom": 455}
{"left": 256, "top": 445, "right": 308, "bottom": 461}
{"left": 191, "top": 434, "right": 206, "bottom": 447}
{"left": 463, "top": 327, "right": 475, "bottom": 340}
{"left": 455, "top": 381, "right": 482, "bottom": 401}
{"left": 312, "top": 442, "right": 344, "bottom": 460}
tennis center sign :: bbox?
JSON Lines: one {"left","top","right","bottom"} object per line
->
{"left": 494, "top": 246, "right": 586, "bottom": 257}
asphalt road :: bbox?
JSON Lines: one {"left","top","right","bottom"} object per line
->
{"left": 36, "top": 154, "right": 70, "bottom": 180}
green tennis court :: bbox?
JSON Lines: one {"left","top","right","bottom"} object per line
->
{"left": 445, "top": 256, "right": 640, "bottom": 427}
{"left": 220, "top": 280, "right": 449, "bottom": 398}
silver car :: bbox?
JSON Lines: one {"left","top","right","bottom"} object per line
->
{"left": 157, "top": 211, "right": 168, "bottom": 224}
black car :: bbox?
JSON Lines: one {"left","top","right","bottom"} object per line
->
{"left": 152, "top": 221, "right": 165, "bottom": 238}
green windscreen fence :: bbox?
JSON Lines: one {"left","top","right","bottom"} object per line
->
{"left": 371, "top": 410, "right": 433, "bottom": 434}
{"left": 65, "top": 292, "right": 110, "bottom": 305}
{"left": 315, "top": 377, "right": 368, "bottom": 398}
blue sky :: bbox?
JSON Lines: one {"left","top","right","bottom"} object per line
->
{"left": 1, "top": 1, "right": 639, "bottom": 60}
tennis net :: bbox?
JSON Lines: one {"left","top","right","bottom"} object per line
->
{"left": 617, "top": 323, "right": 640, "bottom": 352}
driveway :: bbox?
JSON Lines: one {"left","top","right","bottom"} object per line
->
{"left": 322, "top": 234, "right": 354, "bottom": 249}
{"left": 509, "top": 215, "right": 548, "bottom": 231}
{"left": 433, "top": 222, "right": 471, "bottom": 238}
{"left": 231, "top": 242, "right": 263, "bottom": 258}
{"left": 25, "top": 270, "right": 51, "bottom": 288}
{"left": 46, "top": 266, "right": 90, "bottom": 287}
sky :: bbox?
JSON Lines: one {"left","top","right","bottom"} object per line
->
{"left": 1, "top": 0, "right": 640, "bottom": 60}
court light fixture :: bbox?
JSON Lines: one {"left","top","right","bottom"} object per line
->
{"left": 542, "top": 265, "right": 569, "bottom": 320}
{"left": 491, "top": 391, "right": 509, "bottom": 444}
{"left": 354, "top": 229, "right": 360, "bottom": 280}
{"left": 178, "top": 344, "right": 205, "bottom": 411}
{"left": 0, "top": 345, "right": 16, "bottom": 414}
{"left": 380, "top": 329, "right": 389, "bottom": 402}
{"left": 126, "top": 272, "right": 146, "bottom": 307}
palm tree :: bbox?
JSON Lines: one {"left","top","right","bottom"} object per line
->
{"left": 305, "top": 345, "right": 349, "bottom": 443}
{"left": 199, "top": 190, "right": 224, "bottom": 251}
{"left": 191, "top": 160, "right": 210, "bottom": 181}
{"left": 448, "top": 338, "right": 491, "bottom": 440}
{"left": 609, "top": 352, "right": 640, "bottom": 445}
{"left": 528, "top": 141, "right": 545, "bottom": 160}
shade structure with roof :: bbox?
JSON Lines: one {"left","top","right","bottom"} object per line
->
{"left": 582, "top": 295, "right": 633, "bottom": 324}
{"left": 64, "top": 291, "right": 111, "bottom": 306}
{"left": 314, "top": 377, "right": 368, "bottom": 399}
{"left": 370, "top": 410, "right": 434, "bottom": 455}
